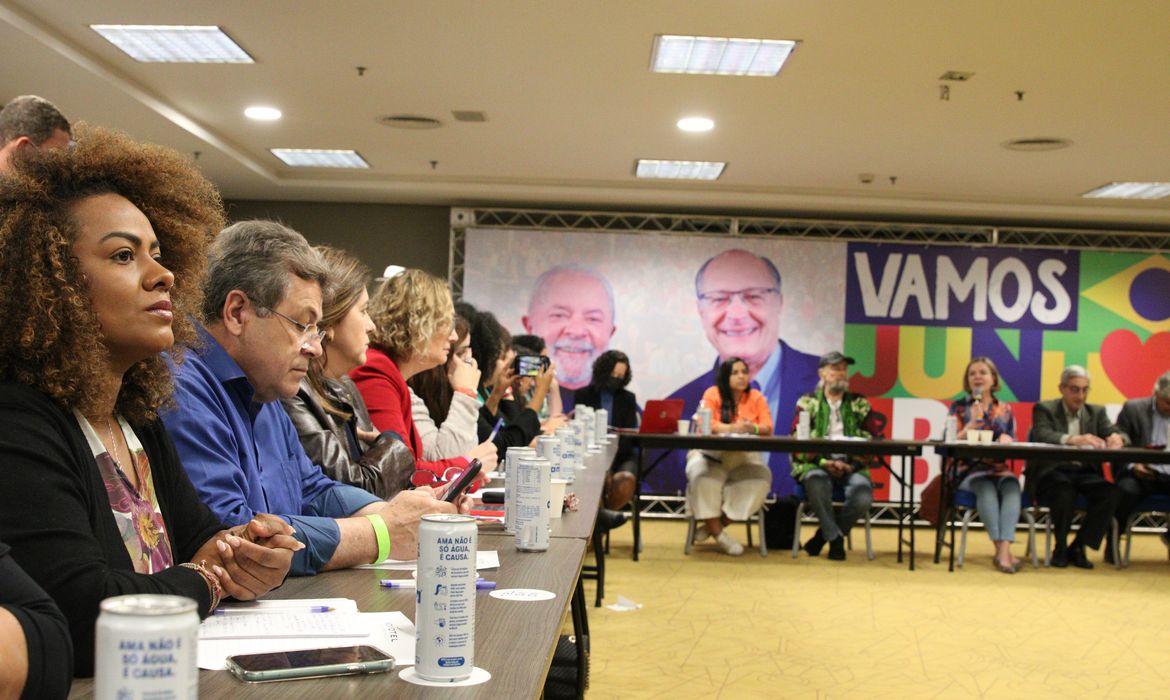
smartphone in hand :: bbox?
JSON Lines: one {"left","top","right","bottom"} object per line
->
{"left": 443, "top": 459, "right": 483, "bottom": 503}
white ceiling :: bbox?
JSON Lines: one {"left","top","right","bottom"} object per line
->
{"left": 3, "top": 0, "right": 1170, "bottom": 229}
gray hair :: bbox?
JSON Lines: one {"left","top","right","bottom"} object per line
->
{"left": 1156, "top": 371, "right": 1170, "bottom": 399}
{"left": 1059, "top": 365, "right": 1089, "bottom": 385}
{"left": 527, "top": 263, "right": 615, "bottom": 320}
{"left": 694, "top": 248, "right": 782, "bottom": 295}
{"left": 0, "top": 95, "right": 70, "bottom": 146}
{"left": 202, "top": 220, "right": 328, "bottom": 322}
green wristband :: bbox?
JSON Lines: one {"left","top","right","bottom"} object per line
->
{"left": 366, "top": 514, "right": 391, "bottom": 564}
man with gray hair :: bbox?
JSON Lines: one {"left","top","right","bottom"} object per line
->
{"left": 0, "top": 95, "right": 71, "bottom": 174}
{"left": 1028, "top": 365, "right": 1126, "bottom": 568}
{"left": 522, "top": 264, "right": 616, "bottom": 411}
{"left": 164, "top": 221, "right": 458, "bottom": 575}
{"left": 1113, "top": 370, "right": 1170, "bottom": 558}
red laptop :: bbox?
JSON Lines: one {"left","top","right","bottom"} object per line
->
{"left": 639, "top": 399, "right": 685, "bottom": 434}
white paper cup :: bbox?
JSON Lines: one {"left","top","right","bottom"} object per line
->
{"left": 549, "top": 479, "right": 569, "bottom": 519}
{"left": 966, "top": 430, "right": 980, "bottom": 445}
{"left": 979, "top": 430, "right": 994, "bottom": 444}
{"left": 677, "top": 420, "right": 691, "bottom": 435}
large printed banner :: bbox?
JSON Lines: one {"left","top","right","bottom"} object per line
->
{"left": 463, "top": 227, "right": 1170, "bottom": 498}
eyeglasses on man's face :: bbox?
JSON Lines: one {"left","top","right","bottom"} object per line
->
{"left": 696, "top": 287, "right": 780, "bottom": 310}
{"left": 261, "top": 306, "right": 327, "bottom": 349}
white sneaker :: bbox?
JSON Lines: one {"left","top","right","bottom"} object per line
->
{"left": 716, "top": 531, "right": 744, "bottom": 556}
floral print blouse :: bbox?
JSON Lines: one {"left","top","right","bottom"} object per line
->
{"left": 75, "top": 411, "right": 173, "bottom": 573}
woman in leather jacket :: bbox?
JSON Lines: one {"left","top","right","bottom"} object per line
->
{"left": 281, "top": 247, "right": 416, "bottom": 499}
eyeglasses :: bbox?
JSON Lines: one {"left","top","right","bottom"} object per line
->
{"left": 261, "top": 306, "right": 327, "bottom": 349}
{"left": 410, "top": 466, "right": 465, "bottom": 488}
{"left": 697, "top": 287, "right": 780, "bottom": 309}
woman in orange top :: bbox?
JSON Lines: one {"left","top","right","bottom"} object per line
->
{"left": 686, "top": 357, "right": 774, "bottom": 556}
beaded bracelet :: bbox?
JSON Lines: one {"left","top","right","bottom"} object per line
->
{"left": 179, "top": 560, "right": 223, "bottom": 612}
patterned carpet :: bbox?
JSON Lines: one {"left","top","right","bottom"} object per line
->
{"left": 583, "top": 520, "right": 1170, "bottom": 699}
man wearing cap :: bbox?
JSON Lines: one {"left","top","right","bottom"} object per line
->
{"left": 789, "top": 352, "right": 878, "bottom": 561}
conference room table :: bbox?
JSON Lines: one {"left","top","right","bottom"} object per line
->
{"left": 68, "top": 442, "right": 619, "bottom": 700}
{"left": 931, "top": 441, "right": 1170, "bottom": 570}
{"left": 621, "top": 432, "right": 925, "bottom": 568}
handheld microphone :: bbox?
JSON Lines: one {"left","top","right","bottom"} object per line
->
{"left": 973, "top": 388, "right": 983, "bottom": 401}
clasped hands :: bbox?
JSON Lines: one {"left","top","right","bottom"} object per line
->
{"left": 1067, "top": 433, "right": 1124, "bottom": 450}
{"left": 822, "top": 459, "right": 853, "bottom": 477}
{"left": 195, "top": 513, "right": 302, "bottom": 602}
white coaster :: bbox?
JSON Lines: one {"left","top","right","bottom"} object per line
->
{"left": 489, "top": 588, "right": 556, "bottom": 602}
{"left": 399, "top": 666, "right": 491, "bottom": 686}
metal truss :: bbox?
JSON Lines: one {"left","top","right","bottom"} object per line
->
{"left": 448, "top": 225, "right": 467, "bottom": 298}
{"left": 449, "top": 206, "right": 1170, "bottom": 256}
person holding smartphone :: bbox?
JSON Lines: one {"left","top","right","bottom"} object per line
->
{"left": 467, "top": 309, "right": 549, "bottom": 458}
{"left": 407, "top": 313, "right": 483, "bottom": 461}
{"left": 351, "top": 270, "right": 496, "bottom": 487}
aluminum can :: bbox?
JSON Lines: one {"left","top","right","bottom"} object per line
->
{"left": 536, "top": 435, "right": 561, "bottom": 477}
{"left": 415, "top": 513, "right": 478, "bottom": 681}
{"left": 595, "top": 408, "right": 609, "bottom": 439}
{"left": 943, "top": 415, "right": 958, "bottom": 443}
{"left": 95, "top": 594, "right": 198, "bottom": 700}
{"left": 554, "top": 427, "right": 578, "bottom": 481}
{"left": 514, "top": 456, "right": 551, "bottom": 552}
{"left": 796, "top": 410, "right": 811, "bottom": 440}
{"left": 503, "top": 447, "right": 536, "bottom": 534}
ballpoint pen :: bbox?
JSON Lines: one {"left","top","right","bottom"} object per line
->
{"left": 381, "top": 579, "right": 496, "bottom": 590}
{"left": 213, "top": 605, "right": 334, "bottom": 615}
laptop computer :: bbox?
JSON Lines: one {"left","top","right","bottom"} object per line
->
{"left": 639, "top": 399, "right": 685, "bottom": 434}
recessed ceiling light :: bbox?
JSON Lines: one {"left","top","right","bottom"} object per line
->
{"left": 677, "top": 117, "right": 714, "bottom": 132}
{"left": 270, "top": 149, "right": 369, "bottom": 169}
{"left": 244, "top": 106, "right": 281, "bottom": 121}
{"left": 1082, "top": 182, "right": 1170, "bottom": 200}
{"left": 651, "top": 35, "right": 798, "bottom": 76}
{"left": 90, "top": 25, "right": 253, "bottom": 63}
{"left": 635, "top": 159, "right": 726, "bottom": 180}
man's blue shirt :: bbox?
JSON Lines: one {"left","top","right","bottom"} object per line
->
{"left": 163, "top": 328, "right": 380, "bottom": 575}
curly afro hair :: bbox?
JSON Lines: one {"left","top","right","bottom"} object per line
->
{"left": 0, "top": 124, "right": 224, "bottom": 423}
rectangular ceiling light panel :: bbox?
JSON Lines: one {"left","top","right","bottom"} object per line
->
{"left": 91, "top": 25, "right": 253, "bottom": 63}
{"left": 1082, "top": 182, "right": 1170, "bottom": 199}
{"left": 651, "top": 35, "right": 797, "bottom": 76}
{"left": 270, "top": 149, "right": 370, "bottom": 169}
{"left": 635, "top": 159, "right": 726, "bottom": 180}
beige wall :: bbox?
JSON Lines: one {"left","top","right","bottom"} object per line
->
{"left": 224, "top": 199, "right": 450, "bottom": 278}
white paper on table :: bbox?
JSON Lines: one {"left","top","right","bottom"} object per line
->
{"left": 198, "top": 611, "right": 416, "bottom": 670}
{"left": 200, "top": 598, "right": 361, "bottom": 640}
{"left": 357, "top": 550, "right": 499, "bottom": 571}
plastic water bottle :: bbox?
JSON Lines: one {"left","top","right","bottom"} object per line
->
{"left": 943, "top": 415, "right": 958, "bottom": 443}
{"left": 796, "top": 411, "right": 811, "bottom": 440}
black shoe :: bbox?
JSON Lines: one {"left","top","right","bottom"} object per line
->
{"left": 597, "top": 508, "right": 627, "bottom": 531}
{"left": 803, "top": 529, "right": 826, "bottom": 557}
{"left": 828, "top": 536, "right": 846, "bottom": 561}
{"left": 1103, "top": 542, "right": 1116, "bottom": 566}
{"left": 1069, "top": 544, "right": 1094, "bottom": 570}
{"left": 1050, "top": 546, "right": 1069, "bottom": 568}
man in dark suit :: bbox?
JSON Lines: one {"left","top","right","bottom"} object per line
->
{"left": 1028, "top": 365, "right": 1125, "bottom": 568}
{"left": 668, "top": 249, "right": 820, "bottom": 496}
{"left": 1113, "top": 371, "right": 1170, "bottom": 553}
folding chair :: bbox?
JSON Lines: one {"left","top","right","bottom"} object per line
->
{"left": 790, "top": 482, "right": 874, "bottom": 559}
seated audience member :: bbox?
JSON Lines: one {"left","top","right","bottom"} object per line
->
{"left": 574, "top": 350, "right": 638, "bottom": 510}
{"left": 0, "top": 129, "right": 298, "bottom": 675}
{"left": 947, "top": 357, "right": 1023, "bottom": 573}
{"left": 512, "top": 333, "right": 565, "bottom": 420}
{"left": 407, "top": 313, "right": 482, "bottom": 460}
{"left": 164, "top": 221, "right": 458, "bottom": 576}
{"left": 791, "top": 352, "right": 877, "bottom": 562}
{"left": 1029, "top": 365, "right": 1125, "bottom": 568}
{"left": 512, "top": 339, "right": 567, "bottom": 434}
{"left": 1113, "top": 371, "right": 1170, "bottom": 555}
{"left": 1, "top": 540, "right": 72, "bottom": 699}
{"left": 468, "top": 309, "right": 548, "bottom": 455}
{"left": 281, "top": 247, "right": 415, "bottom": 498}
{"left": 686, "top": 357, "right": 774, "bottom": 556}
{"left": 0, "top": 94, "right": 71, "bottom": 175}
{"left": 350, "top": 269, "right": 496, "bottom": 483}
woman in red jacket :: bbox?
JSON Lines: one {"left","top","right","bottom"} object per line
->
{"left": 351, "top": 269, "right": 496, "bottom": 483}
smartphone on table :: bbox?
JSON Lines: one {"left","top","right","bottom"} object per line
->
{"left": 226, "top": 645, "right": 394, "bottom": 683}
{"left": 513, "top": 354, "right": 550, "bottom": 377}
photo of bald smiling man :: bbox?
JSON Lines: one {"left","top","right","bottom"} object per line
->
{"left": 669, "top": 249, "right": 820, "bottom": 493}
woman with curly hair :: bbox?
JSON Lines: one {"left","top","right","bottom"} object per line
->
{"left": 351, "top": 269, "right": 496, "bottom": 484}
{"left": 281, "top": 247, "right": 417, "bottom": 498}
{"left": 0, "top": 126, "right": 298, "bottom": 677}
{"left": 406, "top": 312, "right": 483, "bottom": 460}
{"left": 574, "top": 350, "right": 638, "bottom": 509}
